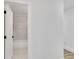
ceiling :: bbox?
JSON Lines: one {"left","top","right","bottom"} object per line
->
{"left": 6, "top": 0, "right": 74, "bottom": 14}
{"left": 8, "top": 2, "right": 28, "bottom": 14}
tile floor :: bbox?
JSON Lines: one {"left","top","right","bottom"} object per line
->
{"left": 13, "top": 48, "right": 28, "bottom": 59}
{"left": 64, "top": 49, "right": 74, "bottom": 59}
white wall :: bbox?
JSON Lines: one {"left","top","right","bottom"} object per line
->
{"left": 30, "top": 0, "right": 64, "bottom": 59}
{"left": 64, "top": 8, "right": 74, "bottom": 52}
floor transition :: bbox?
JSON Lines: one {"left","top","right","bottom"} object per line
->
{"left": 13, "top": 48, "right": 74, "bottom": 59}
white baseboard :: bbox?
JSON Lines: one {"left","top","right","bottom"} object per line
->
{"left": 60, "top": 58, "right": 64, "bottom": 59}
{"left": 64, "top": 45, "right": 74, "bottom": 53}
{"left": 14, "top": 40, "right": 28, "bottom": 49}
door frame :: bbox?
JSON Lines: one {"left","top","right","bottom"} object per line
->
{"left": 4, "top": 1, "right": 32, "bottom": 59}
{"left": 4, "top": 4, "right": 13, "bottom": 59}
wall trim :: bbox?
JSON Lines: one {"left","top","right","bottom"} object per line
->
{"left": 60, "top": 58, "right": 64, "bottom": 59}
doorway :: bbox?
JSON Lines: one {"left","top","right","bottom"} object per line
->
{"left": 4, "top": 1, "right": 31, "bottom": 59}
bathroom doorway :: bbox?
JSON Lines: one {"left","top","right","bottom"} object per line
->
{"left": 4, "top": 1, "right": 31, "bottom": 59}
